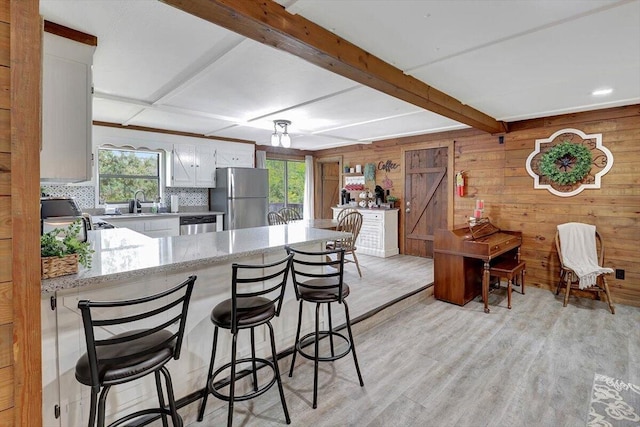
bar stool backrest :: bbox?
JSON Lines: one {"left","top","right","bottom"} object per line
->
{"left": 77, "top": 275, "right": 197, "bottom": 389}
{"left": 231, "top": 254, "right": 293, "bottom": 333}
{"left": 285, "top": 246, "right": 346, "bottom": 303}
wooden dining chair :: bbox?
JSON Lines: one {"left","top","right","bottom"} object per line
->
{"left": 278, "top": 207, "right": 301, "bottom": 222}
{"left": 268, "top": 211, "right": 287, "bottom": 225}
{"left": 555, "top": 223, "right": 614, "bottom": 314}
{"left": 327, "top": 211, "right": 363, "bottom": 277}
{"left": 336, "top": 207, "right": 358, "bottom": 223}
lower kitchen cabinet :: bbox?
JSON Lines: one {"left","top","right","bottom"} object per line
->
{"left": 332, "top": 207, "right": 399, "bottom": 257}
{"left": 102, "top": 216, "right": 180, "bottom": 237}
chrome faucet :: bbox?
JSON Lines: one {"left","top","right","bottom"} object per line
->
{"left": 133, "top": 190, "right": 146, "bottom": 213}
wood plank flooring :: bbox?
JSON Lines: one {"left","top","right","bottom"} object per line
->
{"left": 184, "top": 254, "right": 639, "bottom": 427}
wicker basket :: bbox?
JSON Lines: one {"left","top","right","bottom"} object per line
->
{"left": 41, "top": 254, "right": 79, "bottom": 279}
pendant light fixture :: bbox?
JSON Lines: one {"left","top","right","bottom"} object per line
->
{"left": 271, "top": 119, "right": 292, "bottom": 148}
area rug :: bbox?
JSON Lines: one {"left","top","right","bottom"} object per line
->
{"left": 588, "top": 373, "right": 640, "bottom": 426}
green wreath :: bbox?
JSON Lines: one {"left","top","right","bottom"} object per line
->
{"left": 539, "top": 141, "right": 592, "bottom": 185}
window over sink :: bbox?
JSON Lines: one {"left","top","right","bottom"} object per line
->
{"left": 98, "top": 148, "right": 163, "bottom": 204}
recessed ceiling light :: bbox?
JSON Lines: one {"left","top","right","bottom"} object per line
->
{"left": 592, "top": 88, "right": 613, "bottom": 96}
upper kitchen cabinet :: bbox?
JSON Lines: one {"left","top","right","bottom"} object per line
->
{"left": 41, "top": 30, "right": 96, "bottom": 183}
{"left": 215, "top": 142, "right": 255, "bottom": 168}
{"left": 170, "top": 143, "right": 216, "bottom": 188}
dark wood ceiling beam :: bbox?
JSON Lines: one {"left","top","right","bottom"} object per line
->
{"left": 160, "top": 0, "right": 507, "bottom": 134}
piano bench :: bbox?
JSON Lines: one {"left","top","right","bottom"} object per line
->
{"left": 489, "top": 260, "right": 526, "bottom": 309}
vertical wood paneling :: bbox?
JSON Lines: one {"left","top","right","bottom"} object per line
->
{"left": 0, "top": 323, "right": 11, "bottom": 368}
{"left": 0, "top": 1, "right": 11, "bottom": 425}
{"left": 0, "top": 110, "right": 9, "bottom": 152}
{"left": 0, "top": 283, "right": 10, "bottom": 326}
{"left": 315, "top": 105, "right": 640, "bottom": 307}
{"left": 10, "top": 0, "right": 42, "bottom": 426}
{"left": 0, "top": 366, "right": 13, "bottom": 411}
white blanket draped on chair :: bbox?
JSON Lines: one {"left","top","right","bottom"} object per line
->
{"left": 557, "top": 222, "right": 613, "bottom": 289}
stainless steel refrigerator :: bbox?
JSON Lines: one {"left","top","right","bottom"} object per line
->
{"left": 209, "top": 167, "right": 268, "bottom": 230}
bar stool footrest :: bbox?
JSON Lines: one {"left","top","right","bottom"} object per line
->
{"left": 296, "top": 330, "right": 352, "bottom": 362}
{"left": 108, "top": 408, "right": 183, "bottom": 427}
{"left": 209, "top": 357, "right": 277, "bottom": 403}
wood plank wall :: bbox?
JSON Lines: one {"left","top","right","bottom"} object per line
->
{"left": 1, "top": 0, "right": 42, "bottom": 425}
{"left": 0, "top": 1, "right": 13, "bottom": 423}
{"left": 314, "top": 105, "right": 640, "bottom": 307}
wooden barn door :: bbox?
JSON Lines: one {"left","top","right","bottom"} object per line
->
{"left": 404, "top": 147, "right": 448, "bottom": 257}
{"left": 319, "top": 161, "right": 340, "bottom": 219}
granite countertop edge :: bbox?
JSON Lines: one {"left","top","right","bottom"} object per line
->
{"left": 41, "top": 227, "right": 345, "bottom": 294}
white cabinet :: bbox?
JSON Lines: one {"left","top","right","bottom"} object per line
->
{"left": 216, "top": 143, "right": 254, "bottom": 168}
{"left": 41, "top": 32, "right": 95, "bottom": 183}
{"left": 332, "top": 207, "right": 399, "bottom": 258}
{"left": 170, "top": 143, "right": 216, "bottom": 188}
{"left": 105, "top": 216, "right": 180, "bottom": 238}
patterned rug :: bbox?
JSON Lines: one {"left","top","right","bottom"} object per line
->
{"left": 588, "top": 373, "right": 640, "bottom": 426}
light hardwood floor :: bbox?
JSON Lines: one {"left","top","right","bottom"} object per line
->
{"left": 185, "top": 254, "right": 639, "bottom": 427}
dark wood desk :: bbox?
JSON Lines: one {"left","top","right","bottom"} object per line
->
{"left": 434, "top": 225, "right": 522, "bottom": 313}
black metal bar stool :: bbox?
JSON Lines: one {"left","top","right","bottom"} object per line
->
{"left": 285, "top": 246, "right": 364, "bottom": 409}
{"left": 197, "top": 254, "right": 293, "bottom": 426}
{"left": 75, "top": 275, "right": 197, "bottom": 427}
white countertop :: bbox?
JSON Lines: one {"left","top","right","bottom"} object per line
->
{"left": 42, "top": 224, "right": 347, "bottom": 293}
{"left": 93, "top": 211, "right": 224, "bottom": 221}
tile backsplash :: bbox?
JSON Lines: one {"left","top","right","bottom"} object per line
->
{"left": 41, "top": 185, "right": 209, "bottom": 211}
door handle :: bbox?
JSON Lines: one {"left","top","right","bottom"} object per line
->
{"left": 406, "top": 208, "right": 410, "bottom": 213}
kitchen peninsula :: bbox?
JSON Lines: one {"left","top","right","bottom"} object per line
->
{"left": 41, "top": 224, "right": 348, "bottom": 427}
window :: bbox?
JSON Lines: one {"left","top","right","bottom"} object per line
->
{"left": 266, "top": 159, "right": 305, "bottom": 214}
{"left": 98, "top": 148, "right": 162, "bottom": 203}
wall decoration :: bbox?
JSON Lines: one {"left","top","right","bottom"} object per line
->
{"left": 378, "top": 160, "right": 399, "bottom": 173}
{"left": 526, "top": 128, "right": 613, "bottom": 197}
{"left": 364, "top": 163, "right": 376, "bottom": 181}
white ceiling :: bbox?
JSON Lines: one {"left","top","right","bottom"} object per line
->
{"left": 39, "top": 0, "right": 640, "bottom": 151}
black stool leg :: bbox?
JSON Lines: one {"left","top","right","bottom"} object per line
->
{"left": 159, "top": 365, "right": 181, "bottom": 427}
{"left": 250, "top": 328, "right": 258, "bottom": 392}
{"left": 97, "top": 385, "right": 111, "bottom": 427}
{"left": 87, "top": 386, "right": 99, "bottom": 427}
{"left": 228, "top": 332, "right": 238, "bottom": 427}
{"left": 154, "top": 370, "right": 169, "bottom": 427}
{"left": 198, "top": 327, "right": 219, "bottom": 421}
{"left": 313, "top": 302, "right": 320, "bottom": 409}
{"left": 343, "top": 301, "right": 364, "bottom": 387}
{"left": 328, "top": 303, "right": 335, "bottom": 357}
{"left": 289, "top": 300, "right": 304, "bottom": 377}
{"left": 267, "top": 322, "right": 291, "bottom": 424}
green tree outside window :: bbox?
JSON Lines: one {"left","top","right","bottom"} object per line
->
{"left": 266, "top": 159, "right": 305, "bottom": 214}
{"left": 98, "top": 148, "right": 161, "bottom": 203}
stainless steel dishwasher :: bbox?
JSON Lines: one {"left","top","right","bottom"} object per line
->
{"left": 179, "top": 215, "right": 218, "bottom": 235}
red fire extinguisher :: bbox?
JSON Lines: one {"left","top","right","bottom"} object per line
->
{"left": 455, "top": 171, "right": 465, "bottom": 197}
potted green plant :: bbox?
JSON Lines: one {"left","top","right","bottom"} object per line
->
{"left": 386, "top": 195, "right": 398, "bottom": 208}
{"left": 41, "top": 220, "right": 94, "bottom": 279}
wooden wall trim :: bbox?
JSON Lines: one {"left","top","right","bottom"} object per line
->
{"left": 93, "top": 120, "right": 256, "bottom": 145}
{"left": 507, "top": 104, "right": 640, "bottom": 132}
{"left": 262, "top": 145, "right": 313, "bottom": 159}
{"left": 10, "top": 1, "right": 42, "bottom": 425}
{"left": 43, "top": 20, "right": 97, "bottom": 46}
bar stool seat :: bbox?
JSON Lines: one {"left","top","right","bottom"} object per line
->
{"left": 489, "top": 260, "right": 526, "bottom": 309}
